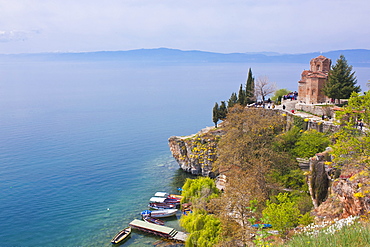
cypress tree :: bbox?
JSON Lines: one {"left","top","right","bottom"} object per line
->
{"left": 219, "top": 101, "right": 227, "bottom": 120}
{"left": 245, "top": 68, "right": 255, "bottom": 104}
{"left": 237, "top": 84, "right": 246, "bottom": 106}
{"left": 212, "top": 102, "right": 219, "bottom": 128}
{"left": 227, "top": 92, "right": 238, "bottom": 108}
{"left": 323, "top": 55, "right": 360, "bottom": 103}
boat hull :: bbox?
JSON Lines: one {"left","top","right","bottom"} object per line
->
{"left": 141, "top": 209, "right": 178, "bottom": 218}
{"left": 148, "top": 202, "right": 176, "bottom": 210}
{"left": 142, "top": 216, "right": 165, "bottom": 225}
{"left": 111, "top": 227, "right": 131, "bottom": 244}
{"left": 150, "top": 209, "right": 178, "bottom": 218}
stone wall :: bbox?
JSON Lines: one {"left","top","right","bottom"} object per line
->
{"left": 295, "top": 103, "right": 334, "bottom": 117}
{"left": 277, "top": 109, "right": 340, "bottom": 133}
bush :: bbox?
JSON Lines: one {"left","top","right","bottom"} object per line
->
{"left": 293, "top": 129, "right": 330, "bottom": 158}
{"left": 181, "top": 177, "right": 219, "bottom": 207}
{"left": 262, "top": 193, "right": 301, "bottom": 235}
{"left": 180, "top": 209, "right": 221, "bottom": 247}
{"left": 280, "top": 169, "right": 306, "bottom": 190}
{"left": 273, "top": 126, "right": 302, "bottom": 154}
{"left": 293, "top": 115, "right": 307, "bottom": 130}
{"left": 298, "top": 212, "right": 314, "bottom": 226}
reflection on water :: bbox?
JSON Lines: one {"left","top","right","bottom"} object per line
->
{"left": 170, "top": 168, "right": 198, "bottom": 192}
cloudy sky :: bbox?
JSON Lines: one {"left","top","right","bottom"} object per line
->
{"left": 0, "top": 0, "right": 369, "bottom": 54}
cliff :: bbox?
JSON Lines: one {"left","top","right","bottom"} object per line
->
{"left": 169, "top": 109, "right": 338, "bottom": 176}
{"left": 168, "top": 126, "right": 225, "bottom": 176}
{"left": 297, "top": 147, "right": 370, "bottom": 221}
{"left": 314, "top": 163, "right": 370, "bottom": 221}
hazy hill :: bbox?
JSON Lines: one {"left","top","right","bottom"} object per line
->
{"left": 1, "top": 48, "right": 370, "bottom": 66}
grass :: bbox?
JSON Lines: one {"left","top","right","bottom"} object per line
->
{"left": 279, "top": 220, "right": 370, "bottom": 247}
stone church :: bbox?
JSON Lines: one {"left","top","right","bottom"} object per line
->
{"left": 298, "top": 55, "right": 331, "bottom": 104}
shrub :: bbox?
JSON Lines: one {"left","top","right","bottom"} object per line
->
{"left": 262, "top": 193, "right": 301, "bottom": 235}
{"left": 273, "top": 126, "right": 302, "bottom": 154}
{"left": 180, "top": 209, "right": 221, "bottom": 247}
{"left": 298, "top": 212, "right": 314, "bottom": 226}
{"left": 293, "top": 129, "right": 330, "bottom": 158}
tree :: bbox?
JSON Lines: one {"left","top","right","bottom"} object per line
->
{"left": 213, "top": 106, "right": 287, "bottom": 176}
{"left": 271, "top": 88, "right": 290, "bottom": 102}
{"left": 180, "top": 177, "right": 221, "bottom": 246}
{"left": 254, "top": 76, "right": 276, "bottom": 102}
{"left": 262, "top": 193, "right": 301, "bottom": 235}
{"left": 237, "top": 84, "right": 246, "bottom": 106}
{"left": 227, "top": 92, "right": 238, "bottom": 109}
{"left": 323, "top": 55, "right": 360, "bottom": 103}
{"left": 273, "top": 126, "right": 302, "bottom": 155}
{"left": 331, "top": 92, "right": 370, "bottom": 165}
{"left": 292, "top": 129, "right": 330, "bottom": 158}
{"left": 210, "top": 172, "right": 267, "bottom": 246}
{"left": 212, "top": 102, "right": 219, "bottom": 128}
{"left": 181, "top": 177, "right": 220, "bottom": 208}
{"left": 245, "top": 68, "right": 255, "bottom": 104}
{"left": 219, "top": 101, "right": 227, "bottom": 120}
{"left": 180, "top": 209, "right": 221, "bottom": 247}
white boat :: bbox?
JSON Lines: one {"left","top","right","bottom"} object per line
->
{"left": 154, "top": 192, "right": 169, "bottom": 197}
{"left": 150, "top": 209, "right": 178, "bottom": 218}
{"left": 149, "top": 197, "right": 167, "bottom": 203}
{"left": 141, "top": 209, "right": 178, "bottom": 218}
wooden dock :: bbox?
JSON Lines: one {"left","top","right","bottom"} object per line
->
{"left": 129, "top": 219, "right": 187, "bottom": 242}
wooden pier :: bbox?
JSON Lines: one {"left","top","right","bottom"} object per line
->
{"left": 129, "top": 219, "right": 187, "bottom": 242}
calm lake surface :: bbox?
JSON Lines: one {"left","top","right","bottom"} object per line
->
{"left": 0, "top": 58, "right": 368, "bottom": 246}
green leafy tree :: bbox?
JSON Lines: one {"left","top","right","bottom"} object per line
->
{"left": 219, "top": 101, "right": 227, "bottom": 120}
{"left": 245, "top": 68, "right": 255, "bottom": 104}
{"left": 227, "top": 92, "right": 238, "bottom": 109}
{"left": 331, "top": 92, "right": 370, "bottom": 165}
{"left": 292, "top": 129, "right": 330, "bottom": 158}
{"left": 180, "top": 177, "right": 221, "bottom": 246}
{"left": 180, "top": 209, "right": 221, "bottom": 247}
{"left": 181, "top": 177, "right": 219, "bottom": 208}
{"left": 273, "top": 126, "right": 302, "bottom": 155}
{"left": 271, "top": 88, "right": 290, "bottom": 102}
{"left": 212, "top": 102, "right": 219, "bottom": 128}
{"left": 262, "top": 193, "right": 301, "bottom": 235}
{"left": 237, "top": 84, "right": 246, "bottom": 106}
{"left": 323, "top": 55, "right": 360, "bottom": 103}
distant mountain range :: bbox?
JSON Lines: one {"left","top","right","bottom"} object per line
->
{"left": 1, "top": 48, "right": 370, "bottom": 66}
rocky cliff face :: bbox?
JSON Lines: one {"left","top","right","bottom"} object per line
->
{"left": 168, "top": 127, "right": 225, "bottom": 176}
{"left": 312, "top": 161, "right": 370, "bottom": 220}
{"left": 169, "top": 109, "right": 338, "bottom": 177}
{"left": 306, "top": 152, "right": 331, "bottom": 208}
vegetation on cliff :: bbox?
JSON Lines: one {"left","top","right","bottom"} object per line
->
{"left": 281, "top": 216, "right": 370, "bottom": 247}
{"left": 177, "top": 89, "right": 370, "bottom": 246}
{"left": 180, "top": 177, "right": 221, "bottom": 247}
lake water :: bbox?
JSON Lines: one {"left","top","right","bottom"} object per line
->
{"left": 0, "top": 58, "right": 368, "bottom": 246}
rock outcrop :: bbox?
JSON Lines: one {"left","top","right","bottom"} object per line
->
{"left": 305, "top": 151, "right": 332, "bottom": 208}
{"left": 169, "top": 110, "right": 338, "bottom": 177}
{"left": 168, "top": 127, "right": 225, "bottom": 176}
{"left": 313, "top": 162, "right": 370, "bottom": 220}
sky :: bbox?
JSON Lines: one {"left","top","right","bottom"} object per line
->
{"left": 0, "top": 0, "right": 369, "bottom": 54}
